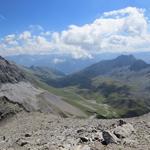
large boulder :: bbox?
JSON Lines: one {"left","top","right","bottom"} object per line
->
{"left": 113, "top": 123, "right": 135, "bottom": 139}
{"left": 102, "top": 131, "right": 120, "bottom": 145}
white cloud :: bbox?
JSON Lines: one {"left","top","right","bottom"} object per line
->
{"left": 19, "top": 31, "right": 31, "bottom": 40}
{"left": 55, "top": 7, "right": 149, "bottom": 54}
{"left": 1, "top": 7, "right": 150, "bottom": 58}
{"left": 53, "top": 58, "right": 66, "bottom": 64}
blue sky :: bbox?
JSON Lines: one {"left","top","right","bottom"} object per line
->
{"left": 1, "top": 0, "right": 150, "bottom": 57}
{"left": 0, "top": 0, "right": 150, "bottom": 36}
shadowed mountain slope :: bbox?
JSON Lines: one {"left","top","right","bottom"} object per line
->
{"left": 51, "top": 55, "right": 150, "bottom": 88}
{"left": 37, "top": 55, "right": 150, "bottom": 118}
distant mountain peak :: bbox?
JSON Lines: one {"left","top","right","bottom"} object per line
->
{"left": 114, "top": 55, "right": 150, "bottom": 71}
{"left": 115, "top": 54, "right": 136, "bottom": 61}
{"left": 114, "top": 54, "right": 136, "bottom": 63}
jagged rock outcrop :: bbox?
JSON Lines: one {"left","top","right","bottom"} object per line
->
{"left": 102, "top": 130, "right": 120, "bottom": 145}
{"left": 0, "top": 56, "right": 25, "bottom": 84}
{"left": 0, "top": 96, "right": 26, "bottom": 121}
{"left": 0, "top": 56, "right": 86, "bottom": 118}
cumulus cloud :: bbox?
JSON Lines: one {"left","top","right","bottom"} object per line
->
{"left": 1, "top": 7, "right": 150, "bottom": 58}
{"left": 19, "top": 31, "right": 31, "bottom": 40}
{"left": 53, "top": 58, "right": 66, "bottom": 64}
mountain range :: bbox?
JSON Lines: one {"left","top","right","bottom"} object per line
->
{"left": 22, "top": 55, "right": 150, "bottom": 118}
{"left": 0, "top": 54, "right": 150, "bottom": 119}
{"left": 6, "top": 52, "right": 150, "bottom": 74}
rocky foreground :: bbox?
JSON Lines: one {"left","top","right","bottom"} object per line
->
{"left": 0, "top": 112, "right": 150, "bottom": 150}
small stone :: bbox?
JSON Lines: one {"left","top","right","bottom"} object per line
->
{"left": 117, "top": 120, "right": 127, "bottom": 126}
{"left": 79, "top": 137, "right": 89, "bottom": 143}
{"left": 25, "top": 133, "right": 32, "bottom": 137}
{"left": 92, "top": 131, "right": 103, "bottom": 142}
{"left": 2, "top": 136, "right": 6, "bottom": 141}
{"left": 77, "top": 128, "right": 85, "bottom": 133}
{"left": 91, "top": 129, "right": 97, "bottom": 133}
{"left": 64, "top": 125, "right": 68, "bottom": 129}
{"left": 16, "top": 138, "right": 29, "bottom": 147}
{"left": 96, "top": 124, "right": 103, "bottom": 130}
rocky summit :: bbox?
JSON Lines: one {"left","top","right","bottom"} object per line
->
{"left": 0, "top": 112, "right": 150, "bottom": 150}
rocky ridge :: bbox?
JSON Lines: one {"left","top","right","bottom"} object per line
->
{"left": 0, "top": 56, "right": 25, "bottom": 84}
{"left": 0, "top": 55, "right": 86, "bottom": 117}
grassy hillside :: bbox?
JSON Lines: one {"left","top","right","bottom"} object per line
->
{"left": 21, "top": 67, "right": 119, "bottom": 118}
{"left": 21, "top": 55, "right": 150, "bottom": 118}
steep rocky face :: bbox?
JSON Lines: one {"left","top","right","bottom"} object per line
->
{"left": 0, "top": 56, "right": 25, "bottom": 84}
{"left": 0, "top": 56, "right": 86, "bottom": 118}
{"left": 0, "top": 96, "right": 26, "bottom": 121}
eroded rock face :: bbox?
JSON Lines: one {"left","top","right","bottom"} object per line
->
{"left": 0, "top": 56, "right": 25, "bottom": 84}
{"left": 0, "top": 96, "right": 25, "bottom": 121}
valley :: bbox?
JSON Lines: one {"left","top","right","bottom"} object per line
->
{"left": 22, "top": 55, "right": 150, "bottom": 119}
{"left": 1, "top": 2, "right": 150, "bottom": 149}
{"left": 0, "top": 55, "right": 150, "bottom": 150}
